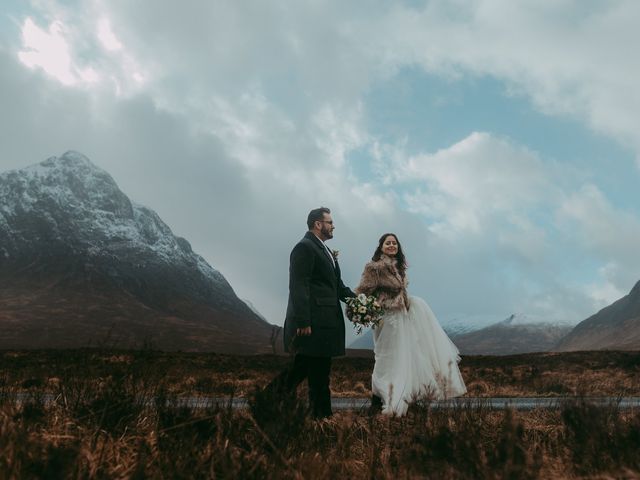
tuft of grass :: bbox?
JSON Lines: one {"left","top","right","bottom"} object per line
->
{"left": 562, "top": 398, "right": 640, "bottom": 476}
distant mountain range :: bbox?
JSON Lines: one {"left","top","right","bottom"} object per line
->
{"left": 451, "top": 314, "right": 573, "bottom": 355}
{"left": 555, "top": 281, "right": 640, "bottom": 351}
{"left": 349, "top": 313, "right": 573, "bottom": 355}
{"left": 350, "top": 282, "right": 640, "bottom": 354}
{"left": 0, "top": 151, "right": 277, "bottom": 353}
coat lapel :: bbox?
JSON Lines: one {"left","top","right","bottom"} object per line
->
{"left": 304, "top": 232, "right": 337, "bottom": 273}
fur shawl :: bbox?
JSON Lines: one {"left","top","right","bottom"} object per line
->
{"left": 355, "top": 255, "right": 409, "bottom": 312}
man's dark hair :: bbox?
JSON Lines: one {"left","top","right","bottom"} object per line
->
{"left": 307, "top": 207, "right": 331, "bottom": 230}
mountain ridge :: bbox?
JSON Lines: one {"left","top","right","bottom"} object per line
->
{"left": 0, "top": 151, "right": 275, "bottom": 353}
{"left": 349, "top": 313, "right": 573, "bottom": 355}
{"left": 555, "top": 280, "right": 640, "bottom": 351}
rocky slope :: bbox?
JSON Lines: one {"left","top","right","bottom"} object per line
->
{"left": 0, "top": 151, "right": 276, "bottom": 353}
{"left": 555, "top": 281, "right": 640, "bottom": 351}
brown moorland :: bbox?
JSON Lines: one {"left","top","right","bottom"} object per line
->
{"left": 2, "top": 349, "right": 640, "bottom": 478}
{"left": 2, "top": 349, "right": 640, "bottom": 398}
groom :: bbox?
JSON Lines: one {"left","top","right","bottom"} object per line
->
{"left": 257, "top": 207, "right": 355, "bottom": 419}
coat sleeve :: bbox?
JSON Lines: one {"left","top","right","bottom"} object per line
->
{"left": 289, "top": 242, "right": 314, "bottom": 329}
{"left": 355, "top": 262, "right": 379, "bottom": 296}
{"left": 338, "top": 276, "right": 356, "bottom": 301}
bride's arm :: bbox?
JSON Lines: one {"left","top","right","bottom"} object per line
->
{"left": 338, "top": 278, "right": 356, "bottom": 301}
{"left": 355, "top": 262, "right": 380, "bottom": 296}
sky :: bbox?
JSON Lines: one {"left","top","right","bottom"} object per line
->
{"left": 1, "top": 0, "right": 640, "bottom": 339}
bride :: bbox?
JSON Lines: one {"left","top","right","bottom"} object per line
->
{"left": 355, "top": 233, "right": 466, "bottom": 416}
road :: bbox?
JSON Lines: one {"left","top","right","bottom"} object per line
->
{"left": 8, "top": 394, "right": 640, "bottom": 411}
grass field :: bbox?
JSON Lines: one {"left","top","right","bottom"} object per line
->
{"left": 1, "top": 349, "right": 640, "bottom": 478}
{"left": 3, "top": 349, "right": 640, "bottom": 397}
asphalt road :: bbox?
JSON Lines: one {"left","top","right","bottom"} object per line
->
{"left": 9, "top": 394, "right": 640, "bottom": 411}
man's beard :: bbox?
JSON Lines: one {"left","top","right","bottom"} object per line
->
{"left": 321, "top": 226, "right": 333, "bottom": 239}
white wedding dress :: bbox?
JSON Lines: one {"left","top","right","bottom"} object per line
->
{"left": 372, "top": 295, "right": 466, "bottom": 416}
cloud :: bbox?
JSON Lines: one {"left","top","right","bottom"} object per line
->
{"left": 0, "top": 47, "right": 406, "bottom": 327}
{"left": 384, "top": 132, "right": 553, "bottom": 241}
{"left": 587, "top": 263, "right": 627, "bottom": 308}
{"left": 373, "top": 0, "right": 640, "bottom": 157}
{"left": 96, "top": 17, "right": 122, "bottom": 52}
{"left": 18, "top": 17, "right": 78, "bottom": 85}
{"left": 558, "top": 184, "right": 640, "bottom": 257}
{"left": 3, "top": 0, "right": 640, "bottom": 332}
{"left": 21, "top": 1, "right": 640, "bottom": 166}
{"left": 557, "top": 184, "right": 640, "bottom": 293}
{"left": 15, "top": 10, "right": 147, "bottom": 96}
{"left": 369, "top": 130, "right": 639, "bottom": 322}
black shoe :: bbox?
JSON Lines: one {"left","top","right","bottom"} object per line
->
{"left": 312, "top": 407, "right": 333, "bottom": 420}
{"left": 368, "top": 394, "right": 383, "bottom": 416}
{"left": 249, "top": 387, "right": 285, "bottom": 426}
{"left": 248, "top": 388, "right": 270, "bottom": 427}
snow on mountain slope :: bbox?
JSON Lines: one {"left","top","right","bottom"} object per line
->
{"left": 0, "top": 151, "right": 272, "bottom": 352}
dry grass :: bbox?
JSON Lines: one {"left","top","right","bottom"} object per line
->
{"left": 1, "top": 349, "right": 640, "bottom": 478}
{"left": 2, "top": 388, "right": 640, "bottom": 478}
{"left": 3, "top": 349, "right": 640, "bottom": 398}
{"left": 460, "top": 351, "right": 640, "bottom": 397}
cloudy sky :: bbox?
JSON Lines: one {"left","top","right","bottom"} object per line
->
{"left": 1, "top": 0, "right": 639, "bottom": 337}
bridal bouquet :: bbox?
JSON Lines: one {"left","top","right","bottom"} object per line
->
{"left": 345, "top": 293, "right": 384, "bottom": 334}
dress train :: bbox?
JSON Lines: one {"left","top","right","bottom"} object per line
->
{"left": 371, "top": 295, "right": 466, "bottom": 416}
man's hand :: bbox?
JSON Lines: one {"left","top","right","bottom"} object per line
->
{"left": 296, "top": 326, "right": 312, "bottom": 336}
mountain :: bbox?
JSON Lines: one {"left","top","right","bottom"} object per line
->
{"left": 555, "top": 281, "right": 640, "bottom": 351}
{"left": 348, "top": 313, "right": 572, "bottom": 355}
{"left": 348, "top": 329, "right": 374, "bottom": 349}
{"left": 0, "top": 151, "right": 276, "bottom": 353}
{"left": 348, "top": 313, "right": 502, "bottom": 350}
{"left": 451, "top": 314, "right": 573, "bottom": 355}
{"left": 440, "top": 314, "right": 504, "bottom": 337}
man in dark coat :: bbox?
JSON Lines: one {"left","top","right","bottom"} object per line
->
{"left": 256, "top": 207, "right": 355, "bottom": 419}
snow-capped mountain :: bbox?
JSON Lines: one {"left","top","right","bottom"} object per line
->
{"left": 0, "top": 151, "right": 274, "bottom": 352}
{"left": 452, "top": 314, "right": 574, "bottom": 355}
{"left": 349, "top": 314, "right": 496, "bottom": 351}
{"left": 440, "top": 314, "right": 504, "bottom": 337}
{"left": 349, "top": 312, "right": 573, "bottom": 355}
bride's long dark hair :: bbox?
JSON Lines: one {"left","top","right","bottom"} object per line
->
{"left": 372, "top": 233, "right": 407, "bottom": 278}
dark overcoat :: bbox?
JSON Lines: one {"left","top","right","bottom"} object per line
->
{"left": 283, "top": 232, "right": 355, "bottom": 357}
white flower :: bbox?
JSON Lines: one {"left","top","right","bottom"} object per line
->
{"left": 357, "top": 293, "right": 367, "bottom": 305}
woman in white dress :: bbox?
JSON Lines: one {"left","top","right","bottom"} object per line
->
{"left": 355, "top": 233, "right": 466, "bottom": 416}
